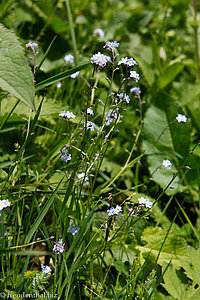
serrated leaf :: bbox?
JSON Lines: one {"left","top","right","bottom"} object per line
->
{"left": 180, "top": 247, "right": 200, "bottom": 284}
{"left": 161, "top": 263, "right": 188, "bottom": 299}
{"left": 136, "top": 226, "right": 188, "bottom": 266}
{"left": 0, "top": 24, "right": 35, "bottom": 110}
{"left": 158, "top": 63, "right": 183, "bottom": 89}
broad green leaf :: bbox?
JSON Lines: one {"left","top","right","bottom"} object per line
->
{"left": 180, "top": 247, "right": 200, "bottom": 285}
{"left": 0, "top": 24, "right": 35, "bottom": 110}
{"left": 136, "top": 226, "right": 188, "bottom": 266}
{"left": 161, "top": 263, "right": 188, "bottom": 299}
{"left": 162, "top": 253, "right": 200, "bottom": 300}
{"left": 143, "top": 95, "right": 192, "bottom": 195}
{"left": 157, "top": 63, "right": 183, "bottom": 89}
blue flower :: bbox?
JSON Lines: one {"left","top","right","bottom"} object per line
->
{"left": 130, "top": 87, "right": 141, "bottom": 97}
{"left": 26, "top": 41, "right": 38, "bottom": 50}
{"left": 104, "top": 41, "right": 120, "bottom": 51}
{"left": 138, "top": 197, "right": 153, "bottom": 209}
{"left": 90, "top": 52, "right": 111, "bottom": 68}
{"left": 107, "top": 205, "right": 122, "bottom": 216}
{"left": 60, "top": 149, "right": 71, "bottom": 162}
{"left": 162, "top": 159, "right": 172, "bottom": 169}
{"left": 84, "top": 121, "right": 96, "bottom": 131}
{"left": 53, "top": 238, "right": 65, "bottom": 254}
{"left": 41, "top": 264, "right": 51, "bottom": 276}
{"left": 118, "top": 57, "right": 137, "bottom": 67}
{"left": 70, "top": 71, "right": 80, "bottom": 79}
{"left": 64, "top": 54, "right": 74, "bottom": 63}
{"left": 59, "top": 110, "right": 75, "bottom": 120}
{"left": 87, "top": 108, "right": 94, "bottom": 115}
{"left": 68, "top": 226, "right": 80, "bottom": 236}
{"left": 130, "top": 71, "right": 140, "bottom": 82}
{"left": 176, "top": 114, "right": 187, "bottom": 123}
{"left": 107, "top": 208, "right": 115, "bottom": 216}
{"left": 123, "top": 94, "right": 130, "bottom": 104}
{"left": 105, "top": 109, "right": 118, "bottom": 125}
{"left": 0, "top": 199, "right": 11, "bottom": 211}
{"left": 78, "top": 172, "right": 89, "bottom": 182}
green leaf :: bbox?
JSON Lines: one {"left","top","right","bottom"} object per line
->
{"left": 0, "top": 24, "right": 35, "bottom": 110}
{"left": 180, "top": 247, "right": 200, "bottom": 285}
{"left": 158, "top": 63, "right": 183, "bottom": 89}
{"left": 134, "top": 55, "right": 155, "bottom": 86}
{"left": 143, "top": 96, "right": 191, "bottom": 194}
{"left": 136, "top": 226, "right": 188, "bottom": 266}
{"left": 161, "top": 263, "right": 188, "bottom": 299}
{"left": 114, "top": 260, "right": 128, "bottom": 274}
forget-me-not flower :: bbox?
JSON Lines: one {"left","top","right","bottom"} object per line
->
{"left": 59, "top": 110, "right": 75, "bottom": 120}
{"left": 64, "top": 54, "right": 74, "bottom": 63}
{"left": 84, "top": 121, "right": 96, "bottom": 131}
{"left": 60, "top": 149, "right": 71, "bottom": 163}
{"left": 130, "top": 71, "right": 140, "bottom": 82}
{"left": 53, "top": 238, "right": 65, "bottom": 254}
{"left": 162, "top": 159, "right": 172, "bottom": 169}
{"left": 26, "top": 41, "right": 38, "bottom": 50}
{"left": 0, "top": 199, "right": 11, "bottom": 211}
{"left": 103, "top": 41, "right": 120, "bottom": 51}
{"left": 41, "top": 264, "right": 51, "bottom": 276}
{"left": 176, "top": 114, "right": 187, "bottom": 123}
{"left": 68, "top": 226, "right": 80, "bottom": 236}
{"left": 70, "top": 71, "right": 80, "bottom": 79}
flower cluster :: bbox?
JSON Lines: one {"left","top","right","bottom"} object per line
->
{"left": 41, "top": 264, "right": 51, "bottom": 276}
{"left": 59, "top": 110, "right": 75, "bottom": 120}
{"left": 103, "top": 41, "right": 120, "bottom": 51}
{"left": 118, "top": 57, "right": 137, "bottom": 67}
{"left": 90, "top": 52, "right": 111, "bottom": 68}
{"left": 0, "top": 199, "right": 11, "bottom": 211}
{"left": 162, "top": 159, "right": 172, "bottom": 169}
{"left": 176, "top": 114, "right": 187, "bottom": 123}
{"left": 105, "top": 109, "right": 118, "bottom": 126}
{"left": 78, "top": 172, "right": 89, "bottom": 182}
{"left": 64, "top": 54, "right": 74, "bottom": 64}
{"left": 68, "top": 226, "right": 80, "bottom": 236}
{"left": 130, "top": 87, "right": 141, "bottom": 97}
{"left": 138, "top": 197, "right": 153, "bottom": 209}
{"left": 26, "top": 41, "right": 38, "bottom": 50}
{"left": 130, "top": 71, "right": 140, "bottom": 82}
{"left": 117, "top": 93, "right": 130, "bottom": 104}
{"left": 107, "top": 205, "right": 122, "bottom": 216}
{"left": 84, "top": 121, "right": 96, "bottom": 131}
{"left": 53, "top": 238, "right": 65, "bottom": 254}
{"left": 60, "top": 149, "right": 71, "bottom": 163}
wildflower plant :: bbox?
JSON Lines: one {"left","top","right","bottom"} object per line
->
{"left": 0, "top": 12, "right": 198, "bottom": 299}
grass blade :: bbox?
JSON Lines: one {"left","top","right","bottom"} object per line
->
{"left": 24, "top": 176, "right": 65, "bottom": 244}
{"left": 35, "top": 35, "right": 57, "bottom": 75}
{"left": 35, "top": 63, "right": 89, "bottom": 91}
